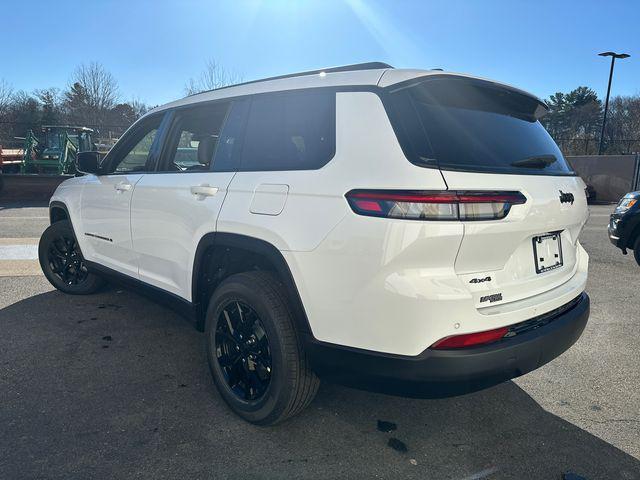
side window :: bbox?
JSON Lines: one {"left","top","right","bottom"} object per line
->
{"left": 114, "top": 129, "right": 158, "bottom": 173}
{"left": 240, "top": 90, "right": 335, "bottom": 171}
{"left": 108, "top": 115, "right": 163, "bottom": 174}
{"left": 160, "top": 102, "right": 231, "bottom": 173}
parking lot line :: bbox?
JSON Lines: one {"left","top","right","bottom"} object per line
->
{"left": 0, "top": 245, "right": 38, "bottom": 260}
{"left": 0, "top": 239, "right": 41, "bottom": 276}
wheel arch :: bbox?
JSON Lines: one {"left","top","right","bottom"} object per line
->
{"left": 49, "top": 201, "right": 71, "bottom": 224}
{"left": 191, "top": 232, "right": 311, "bottom": 335}
{"left": 191, "top": 232, "right": 313, "bottom": 336}
{"left": 625, "top": 216, "right": 640, "bottom": 249}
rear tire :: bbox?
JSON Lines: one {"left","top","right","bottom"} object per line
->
{"left": 634, "top": 236, "right": 640, "bottom": 266}
{"left": 205, "top": 271, "right": 319, "bottom": 425}
{"left": 38, "top": 220, "right": 105, "bottom": 294}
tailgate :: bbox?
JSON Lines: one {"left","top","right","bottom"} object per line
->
{"left": 442, "top": 170, "right": 588, "bottom": 308}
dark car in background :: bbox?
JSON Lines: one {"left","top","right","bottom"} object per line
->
{"left": 609, "top": 191, "right": 640, "bottom": 265}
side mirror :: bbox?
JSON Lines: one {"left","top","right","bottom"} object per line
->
{"left": 76, "top": 151, "right": 101, "bottom": 175}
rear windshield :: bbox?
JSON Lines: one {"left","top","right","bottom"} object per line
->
{"left": 386, "top": 77, "right": 574, "bottom": 176}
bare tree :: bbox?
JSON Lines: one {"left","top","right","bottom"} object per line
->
{"left": 34, "top": 88, "right": 63, "bottom": 124}
{"left": 0, "top": 78, "right": 13, "bottom": 115}
{"left": 604, "top": 95, "right": 640, "bottom": 154}
{"left": 128, "top": 97, "right": 149, "bottom": 119}
{"left": 184, "top": 59, "right": 243, "bottom": 95}
{"left": 70, "top": 62, "right": 119, "bottom": 123}
{"left": 0, "top": 79, "right": 14, "bottom": 145}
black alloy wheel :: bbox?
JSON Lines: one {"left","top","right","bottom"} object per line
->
{"left": 47, "top": 234, "right": 89, "bottom": 286}
{"left": 38, "top": 220, "right": 105, "bottom": 295}
{"left": 215, "top": 300, "right": 272, "bottom": 401}
{"left": 205, "top": 271, "right": 320, "bottom": 425}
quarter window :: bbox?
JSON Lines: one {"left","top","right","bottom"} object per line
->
{"left": 240, "top": 90, "right": 335, "bottom": 171}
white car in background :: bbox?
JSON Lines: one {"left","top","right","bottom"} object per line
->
{"left": 39, "top": 62, "right": 590, "bottom": 424}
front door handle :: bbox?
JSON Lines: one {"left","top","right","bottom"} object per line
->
{"left": 114, "top": 182, "right": 132, "bottom": 192}
{"left": 190, "top": 185, "right": 219, "bottom": 199}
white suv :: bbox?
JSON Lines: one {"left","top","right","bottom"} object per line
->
{"left": 39, "top": 62, "right": 590, "bottom": 424}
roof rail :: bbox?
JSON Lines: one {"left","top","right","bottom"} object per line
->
{"left": 188, "top": 62, "right": 394, "bottom": 97}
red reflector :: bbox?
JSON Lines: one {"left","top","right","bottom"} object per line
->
{"left": 353, "top": 199, "right": 383, "bottom": 212}
{"left": 429, "top": 327, "right": 509, "bottom": 349}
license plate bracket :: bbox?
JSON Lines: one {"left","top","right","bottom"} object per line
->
{"left": 533, "top": 232, "right": 563, "bottom": 274}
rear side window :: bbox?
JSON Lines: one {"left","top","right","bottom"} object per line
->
{"left": 386, "top": 77, "right": 574, "bottom": 176}
{"left": 160, "top": 102, "right": 230, "bottom": 173}
{"left": 239, "top": 90, "right": 335, "bottom": 171}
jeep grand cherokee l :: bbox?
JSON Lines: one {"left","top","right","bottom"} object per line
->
{"left": 39, "top": 62, "right": 590, "bottom": 424}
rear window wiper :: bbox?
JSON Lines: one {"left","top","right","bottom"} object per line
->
{"left": 510, "top": 155, "right": 557, "bottom": 169}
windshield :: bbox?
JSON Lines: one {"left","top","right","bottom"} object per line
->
{"left": 67, "top": 135, "right": 79, "bottom": 148}
{"left": 45, "top": 132, "right": 62, "bottom": 150}
{"left": 386, "top": 77, "right": 574, "bottom": 176}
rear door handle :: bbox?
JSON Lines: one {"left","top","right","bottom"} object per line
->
{"left": 190, "top": 185, "right": 219, "bottom": 199}
{"left": 114, "top": 182, "right": 132, "bottom": 192}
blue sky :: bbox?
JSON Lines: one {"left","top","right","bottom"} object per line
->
{"left": 1, "top": 0, "right": 637, "bottom": 106}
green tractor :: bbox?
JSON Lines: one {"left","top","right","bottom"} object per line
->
{"left": 21, "top": 125, "right": 95, "bottom": 175}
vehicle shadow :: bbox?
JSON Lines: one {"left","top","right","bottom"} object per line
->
{"left": 1, "top": 286, "right": 638, "bottom": 480}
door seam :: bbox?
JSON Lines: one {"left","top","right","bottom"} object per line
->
{"left": 129, "top": 174, "right": 146, "bottom": 277}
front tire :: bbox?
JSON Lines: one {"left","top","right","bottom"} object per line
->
{"left": 205, "top": 271, "right": 319, "bottom": 425}
{"left": 38, "top": 220, "right": 105, "bottom": 294}
{"left": 634, "top": 236, "right": 640, "bottom": 266}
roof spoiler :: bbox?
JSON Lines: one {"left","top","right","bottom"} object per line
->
{"left": 387, "top": 73, "right": 549, "bottom": 120}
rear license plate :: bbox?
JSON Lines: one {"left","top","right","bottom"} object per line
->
{"left": 533, "top": 232, "right": 563, "bottom": 274}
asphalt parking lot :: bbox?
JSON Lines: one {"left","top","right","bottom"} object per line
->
{"left": 1, "top": 203, "right": 639, "bottom": 480}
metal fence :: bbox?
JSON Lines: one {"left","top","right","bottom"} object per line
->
{"left": 567, "top": 154, "right": 640, "bottom": 202}
{"left": 554, "top": 138, "right": 640, "bottom": 156}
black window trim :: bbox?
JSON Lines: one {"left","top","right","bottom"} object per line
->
{"left": 211, "top": 98, "right": 250, "bottom": 173}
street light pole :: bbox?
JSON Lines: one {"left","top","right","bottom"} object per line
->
{"left": 598, "top": 51, "right": 630, "bottom": 155}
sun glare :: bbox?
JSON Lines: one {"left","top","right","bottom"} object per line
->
{"left": 344, "top": 0, "right": 421, "bottom": 65}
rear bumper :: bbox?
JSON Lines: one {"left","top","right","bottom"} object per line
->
{"left": 305, "top": 292, "right": 589, "bottom": 397}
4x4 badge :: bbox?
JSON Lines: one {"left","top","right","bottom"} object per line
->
{"left": 559, "top": 191, "right": 574, "bottom": 205}
{"left": 469, "top": 276, "right": 491, "bottom": 284}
